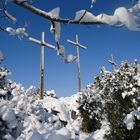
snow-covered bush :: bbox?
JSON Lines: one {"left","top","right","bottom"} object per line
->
{"left": 0, "top": 52, "right": 13, "bottom": 99}
{"left": 78, "top": 89, "right": 102, "bottom": 133}
{"left": 79, "top": 60, "right": 140, "bottom": 139}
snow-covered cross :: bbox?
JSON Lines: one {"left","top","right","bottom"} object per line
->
{"left": 67, "top": 34, "right": 87, "bottom": 92}
{"left": 108, "top": 54, "right": 117, "bottom": 73}
{"left": 29, "top": 32, "right": 55, "bottom": 99}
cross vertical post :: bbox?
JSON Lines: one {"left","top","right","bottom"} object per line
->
{"left": 67, "top": 34, "right": 87, "bottom": 92}
{"left": 76, "top": 34, "right": 81, "bottom": 92}
{"left": 40, "top": 32, "right": 45, "bottom": 99}
{"left": 29, "top": 32, "right": 55, "bottom": 99}
{"left": 108, "top": 54, "right": 117, "bottom": 73}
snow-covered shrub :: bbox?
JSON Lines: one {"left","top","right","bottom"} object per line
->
{"left": 0, "top": 84, "right": 82, "bottom": 139}
{"left": 79, "top": 60, "right": 140, "bottom": 139}
{"left": 0, "top": 52, "right": 13, "bottom": 99}
{"left": 78, "top": 89, "right": 102, "bottom": 133}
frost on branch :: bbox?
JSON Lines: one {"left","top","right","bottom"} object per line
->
{"left": 6, "top": 27, "right": 28, "bottom": 39}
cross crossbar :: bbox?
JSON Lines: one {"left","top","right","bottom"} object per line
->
{"left": 67, "top": 39, "right": 87, "bottom": 49}
{"left": 29, "top": 37, "right": 55, "bottom": 49}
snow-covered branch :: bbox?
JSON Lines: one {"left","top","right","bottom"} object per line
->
{"left": 11, "top": 0, "right": 140, "bottom": 32}
{"left": 0, "top": 0, "right": 140, "bottom": 42}
{"left": 0, "top": 0, "right": 16, "bottom": 22}
{"left": 12, "top": 0, "right": 102, "bottom": 25}
{"left": 5, "top": 27, "right": 28, "bottom": 39}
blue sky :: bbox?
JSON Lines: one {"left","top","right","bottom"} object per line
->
{"left": 0, "top": 0, "right": 140, "bottom": 96}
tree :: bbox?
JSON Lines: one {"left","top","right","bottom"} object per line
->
{"left": 0, "top": 51, "right": 12, "bottom": 99}
{"left": 79, "top": 60, "right": 140, "bottom": 139}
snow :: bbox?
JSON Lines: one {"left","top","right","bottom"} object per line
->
{"left": 122, "top": 91, "right": 134, "bottom": 99}
{"left": 97, "top": 13, "right": 118, "bottom": 26}
{"left": 48, "top": 8, "right": 60, "bottom": 19}
{"left": 0, "top": 89, "right": 7, "bottom": 95}
{"left": 114, "top": 7, "right": 140, "bottom": 31}
{"left": 6, "top": 27, "right": 28, "bottom": 39}
{"left": 92, "top": 121, "right": 110, "bottom": 140}
{"left": 0, "top": 102, "right": 17, "bottom": 129}
{"left": 66, "top": 54, "right": 77, "bottom": 63}
{"left": 0, "top": 71, "right": 9, "bottom": 78}
{"left": 91, "top": 0, "right": 96, "bottom": 8}
{"left": 75, "top": 10, "right": 98, "bottom": 22}
{"left": 56, "top": 45, "right": 65, "bottom": 58}
{"left": 2, "top": 108, "right": 17, "bottom": 128}
{"left": 124, "top": 107, "right": 140, "bottom": 130}
{"left": 47, "top": 127, "right": 71, "bottom": 140}
{"left": 0, "top": 85, "right": 84, "bottom": 139}
{"left": 129, "top": 0, "right": 140, "bottom": 14}
{"left": 4, "top": 134, "right": 15, "bottom": 140}
{"left": 134, "top": 74, "right": 140, "bottom": 86}
{"left": 97, "top": 7, "right": 140, "bottom": 31}
{"left": 29, "top": 130, "right": 44, "bottom": 140}
{"left": 75, "top": 6, "right": 140, "bottom": 31}
{"left": 124, "top": 113, "right": 134, "bottom": 130}
{"left": 46, "top": 90, "right": 56, "bottom": 97}
{"left": 48, "top": 8, "right": 61, "bottom": 41}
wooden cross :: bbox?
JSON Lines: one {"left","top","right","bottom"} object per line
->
{"left": 108, "top": 54, "right": 117, "bottom": 73}
{"left": 29, "top": 32, "right": 55, "bottom": 99}
{"left": 67, "top": 34, "right": 87, "bottom": 92}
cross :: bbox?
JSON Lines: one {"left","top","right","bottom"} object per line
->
{"left": 108, "top": 54, "right": 117, "bottom": 73}
{"left": 67, "top": 34, "right": 87, "bottom": 92}
{"left": 29, "top": 32, "right": 55, "bottom": 99}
